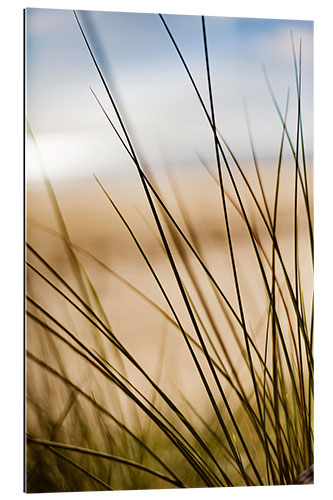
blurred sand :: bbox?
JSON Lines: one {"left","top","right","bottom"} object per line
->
{"left": 26, "top": 161, "right": 313, "bottom": 422}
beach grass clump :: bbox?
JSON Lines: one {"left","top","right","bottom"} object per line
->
{"left": 25, "top": 10, "right": 313, "bottom": 492}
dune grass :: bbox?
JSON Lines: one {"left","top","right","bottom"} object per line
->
{"left": 25, "top": 11, "right": 313, "bottom": 492}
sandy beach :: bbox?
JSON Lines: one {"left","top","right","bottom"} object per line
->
{"left": 26, "top": 161, "right": 313, "bottom": 420}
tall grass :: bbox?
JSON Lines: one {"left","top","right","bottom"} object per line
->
{"left": 25, "top": 10, "right": 313, "bottom": 492}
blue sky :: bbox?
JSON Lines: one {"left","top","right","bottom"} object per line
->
{"left": 25, "top": 8, "right": 313, "bottom": 181}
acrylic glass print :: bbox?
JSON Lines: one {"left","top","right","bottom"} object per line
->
{"left": 25, "top": 7, "right": 314, "bottom": 492}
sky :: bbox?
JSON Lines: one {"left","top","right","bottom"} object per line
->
{"left": 25, "top": 8, "right": 313, "bottom": 181}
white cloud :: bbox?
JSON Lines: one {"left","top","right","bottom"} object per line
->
{"left": 249, "top": 26, "right": 314, "bottom": 70}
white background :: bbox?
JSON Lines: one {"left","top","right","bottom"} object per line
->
{"left": 1, "top": 0, "right": 332, "bottom": 499}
